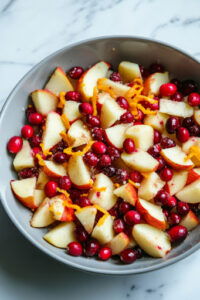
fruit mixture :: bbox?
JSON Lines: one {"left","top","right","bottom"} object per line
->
{"left": 8, "top": 60, "right": 200, "bottom": 264}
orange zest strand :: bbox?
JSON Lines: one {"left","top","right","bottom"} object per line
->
{"left": 97, "top": 78, "right": 117, "bottom": 99}
{"left": 36, "top": 154, "right": 45, "bottom": 166}
{"left": 114, "top": 183, "right": 120, "bottom": 188}
{"left": 128, "top": 179, "right": 140, "bottom": 188}
{"left": 40, "top": 143, "right": 52, "bottom": 156}
{"left": 93, "top": 187, "right": 107, "bottom": 192}
{"left": 80, "top": 193, "right": 88, "bottom": 197}
{"left": 56, "top": 187, "right": 70, "bottom": 198}
{"left": 97, "top": 214, "right": 108, "bottom": 226}
{"left": 63, "top": 140, "right": 94, "bottom": 156}
{"left": 184, "top": 146, "right": 200, "bottom": 162}
{"left": 91, "top": 87, "right": 98, "bottom": 116}
{"left": 57, "top": 92, "right": 66, "bottom": 108}
{"left": 94, "top": 204, "right": 109, "bottom": 215}
{"left": 60, "top": 131, "right": 70, "bottom": 145}
{"left": 61, "top": 114, "right": 70, "bottom": 129}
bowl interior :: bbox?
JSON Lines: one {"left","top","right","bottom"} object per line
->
{"left": 1, "top": 37, "right": 200, "bottom": 275}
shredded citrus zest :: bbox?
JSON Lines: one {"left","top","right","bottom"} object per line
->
{"left": 97, "top": 214, "right": 108, "bottom": 226}
{"left": 184, "top": 146, "right": 200, "bottom": 162}
{"left": 141, "top": 172, "right": 150, "bottom": 178}
{"left": 36, "top": 154, "right": 45, "bottom": 166}
{"left": 56, "top": 187, "right": 70, "bottom": 198}
{"left": 97, "top": 78, "right": 117, "bottom": 98}
{"left": 64, "top": 202, "right": 81, "bottom": 211}
{"left": 61, "top": 114, "right": 70, "bottom": 129}
{"left": 40, "top": 143, "right": 52, "bottom": 156}
{"left": 128, "top": 179, "right": 140, "bottom": 188}
{"left": 60, "top": 131, "right": 70, "bottom": 145}
{"left": 94, "top": 204, "right": 109, "bottom": 215}
{"left": 80, "top": 193, "right": 88, "bottom": 197}
{"left": 91, "top": 87, "right": 98, "bottom": 116}
{"left": 114, "top": 183, "right": 120, "bottom": 188}
{"left": 93, "top": 187, "right": 107, "bottom": 192}
{"left": 63, "top": 141, "right": 94, "bottom": 156}
{"left": 57, "top": 92, "right": 66, "bottom": 108}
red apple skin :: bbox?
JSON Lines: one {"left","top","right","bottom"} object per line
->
{"left": 186, "top": 169, "right": 200, "bottom": 185}
{"left": 60, "top": 206, "right": 75, "bottom": 222}
{"left": 160, "top": 151, "right": 194, "bottom": 170}
{"left": 125, "top": 183, "right": 138, "bottom": 206}
{"left": 32, "top": 89, "right": 58, "bottom": 99}
{"left": 42, "top": 165, "right": 64, "bottom": 178}
{"left": 70, "top": 181, "right": 93, "bottom": 190}
{"left": 104, "top": 131, "right": 122, "bottom": 150}
{"left": 180, "top": 210, "right": 200, "bottom": 230}
{"left": 11, "top": 182, "right": 37, "bottom": 210}
{"left": 136, "top": 199, "right": 167, "bottom": 230}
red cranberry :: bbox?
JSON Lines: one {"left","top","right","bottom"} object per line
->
{"left": 176, "top": 127, "right": 190, "bottom": 142}
{"left": 98, "top": 154, "right": 111, "bottom": 167}
{"left": 115, "top": 169, "right": 129, "bottom": 183}
{"left": 160, "top": 83, "right": 177, "bottom": 97}
{"left": 28, "top": 112, "right": 43, "bottom": 125}
{"left": 181, "top": 80, "right": 198, "bottom": 96}
{"left": 18, "top": 167, "right": 38, "bottom": 179}
{"left": 31, "top": 147, "right": 41, "bottom": 157}
{"left": 148, "top": 144, "right": 161, "bottom": 158}
{"left": 68, "top": 66, "right": 84, "bottom": 79}
{"left": 188, "top": 125, "right": 200, "bottom": 136}
{"left": 120, "top": 112, "right": 134, "bottom": 123}
{"left": 83, "top": 151, "right": 99, "bottom": 167}
{"left": 188, "top": 93, "right": 200, "bottom": 106}
{"left": 136, "top": 109, "right": 144, "bottom": 121}
{"left": 160, "top": 167, "right": 173, "bottom": 181}
{"left": 166, "top": 117, "right": 180, "bottom": 134}
{"left": 118, "top": 201, "right": 131, "bottom": 215}
{"left": 79, "top": 102, "right": 93, "bottom": 115}
{"left": 51, "top": 140, "right": 67, "bottom": 154}
{"left": 87, "top": 115, "right": 100, "bottom": 127}
{"left": 65, "top": 91, "right": 81, "bottom": 102}
{"left": 149, "top": 101, "right": 159, "bottom": 111}
{"left": 75, "top": 227, "right": 88, "bottom": 242}
{"left": 26, "top": 106, "right": 36, "bottom": 118}
{"left": 7, "top": 136, "right": 23, "bottom": 154}
{"left": 110, "top": 72, "right": 121, "bottom": 82}
{"left": 113, "top": 218, "right": 125, "bottom": 233}
{"left": 170, "top": 78, "right": 182, "bottom": 90}
{"left": 120, "top": 249, "right": 138, "bottom": 264}
{"left": 129, "top": 170, "right": 143, "bottom": 183}
{"left": 117, "top": 96, "right": 129, "bottom": 109}
{"left": 149, "top": 63, "right": 164, "bottom": 74}
{"left": 108, "top": 206, "right": 118, "bottom": 217}
{"left": 168, "top": 225, "right": 188, "bottom": 243}
{"left": 76, "top": 196, "right": 91, "bottom": 207}
{"left": 102, "top": 166, "right": 116, "bottom": 177}
{"left": 163, "top": 209, "right": 169, "bottom": 218}
{"left": 124, "top": 210, "right": 141, "bottom": 225}
{"left": 155, "top": 190, "right": 170, "bottom": 206}
{"left": 92, "top": 141, "right": 107, "bottom": 154}
{"left": 168, "top": 212, "right": 181, "bottom": 225}
{"left": 189, "top": 204, "right": 200, "bottom": 213}
{"left": 98, "top": 247, "right": 112, "bottom": 260}
{"left": 53, "top": 152, "right": 68, "bottom": 163}
{"left": 140, "top": 65, "right": 150, "bottom": 77}
{"left": 171, "top": 92, "right": 183, "bottom": 102}
{"left": 44, "top": 181, "right": 58, "bottom": 197}
{"left": 21, "top": 125, "right": 34, "bottom": 139}
{"left": 29, "top": 135, "right": 41, "bottom": 147}
{"left": 177, "top": 202, "right": 189, "bottom": 216}
{"left": 154, "top": 130, "right": 162, "bottom": 144}
{"left": 67, "top": 241, "right": 83, "bottom": 256}
{"left": 135, "top": 247, "right": 143, "bottom": 259}
{"left": 58, "top": 176, "right": 71, "bottom": 190}
{"left": 85, "top": 240, "right": 100, "bottom": 257}
{"left": 107, "top": 146, "right": 120, "bottom": 160}
{"left": 182, "top": 117, "right": 194, "bottom": 128}
{"left": 161, "top": 137, "right": 176, "bottom": 149}
{"left": 156, "top": 157, "right": 166, "bottom": 170}
{"left": 91, "top": 127, "right": 105, "bottom": 141}
{"left": 123, "top": 138, "right": 136, "bottom": 153}
{"left": 165, "top": 196, "right": 177, "bottom": 209}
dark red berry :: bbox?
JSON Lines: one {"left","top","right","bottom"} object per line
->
{"left": 76, "top": 196, "right": 91, "bottom": 207}
{"left": 161, "top": 137, "right": 176, "bottom": 149}
{"left": 18, "top": 167, "right": 39, "bottom": 179}
{"left": 107, "top": 146, "right": 120, "bottom": 160}
{"left": 98, "top": 247, "right": 112, "bottom": 260}
{"left": 116, "top": 96, "right": 129, "bottom": 109}
{"left": 91, "top": 127, "right": 105, "bottom": 141}
{"left": 58, "top": 176, "right": 71, "bottom": 190}
{"left": 110, "top": 72, "right": 121, "bottom": 82}
{"left": 188, "top": 93, "right": 200, "bottom": 106}
{"left": 154, "top": 130, "right": 162, "bottom": 144}
{"left": 165, "top": 196, "right": 177, "bottom": 209}
{"left": 85, "top": 240, "right": 100, "bottom": 257}
{"left": 79, "top": 102, "right": 93, "bottom": 115}
{"left": 7, "top": 136, "right": 23, "bottom": 154}
{"left": 168, "top": 212, "right": 181, "bottom": 225}
{"left": 92, "top": 141, "right": 107, "bottom": 154}
{"left": 177, "top": 202, "right": 189, "bottom": 216}
{"left": 156, "top": 157, "right": 166, "bottom": 170}
{"left": 182, "top": 117, "right": 194, "bottom": 128}
{"left": 28, "top": 112, "right": 43, "bottom": 125}
{"left": 31, "top": 147, "right": 41, "bottom": 157}
{"left": 140, "top": 65, "right": 150, "bottom": 77}
{"left": 98, "top": 154, "right": 111, "bottom": 167}
{"left": 44, "top": 181, "right": 58, "bottom": 197}
{"left": 108, "top": 206, "right": 118, "bottom": 217}
{"left": 181, "top": 80, "right": 198, "bottom": 96}
{"left": 102, "top": 166, "right": 116, "bottom": 177}
{"left": 160, "top": 167, "right": 173, "bottom": 181}
{"left": 26, "top": 106, "right": 36, "bottom": 118}
{"left": 149, "top": 63, "right": 164, "bottom": 74}
{"left": 120, "top": 112, "right": 134, "bottom": 123}
{"left": 113, "top": 218, "right": 125, "bottom": 233}
{"left": 84, "top": 151, "right": 99, "bottom": 166}
{"left": 87, "top": 115, "right": 100, "bottom": 127}
{"left": 163, "top": 209, "right": 169, "bottom": 218}
{"left": 68, "top": 66, "right": 84, "bottom": 79}
{"left": 65, "top": 91, "right": 81, "bottom": 102}
{"left": 176, "top": 127, "right": 190, "bottom": 143}
{"left": 170, "top": 78, "right": 182, "bottom": 90}
{"left": 21, "top": 125, "right": 34, "bottom": 139}
{"left": 67, "top": 241, "right": 83, "bottom": 256}
{"left": 75, "top": 227, "right": 88, "bottom": 242}
{"left": 118, "top": 201, "right": 131, "bottom": 215}
{"left": 155, "top": 190, "right": 170, "bottom": 206}
{"left": 120, "top": 249, "right": 137, "bottom": 264}
{"left": 53, "top": 152, "right": 68, "bottom": 163}
{"left": 115, "top": 169, "right": 129, "bottom": 183}
{"left": 166, "top": 117, "right": 180, "bottom": 134}
{"left": 123, "top": 138, "right": 136, "bottom": 153}
{"left": 171, "top": 92, "right": 183, "bottom": 102}
{"left": 124, "top": 210, "right": 141, "bottom": 225}
{"left": 188, "top": 125, "right": 200, "bottom": 136}
{"left": 148, "top": 144, "right": 161, "bottom": 158}
{"left": 129, "top": 171, "right": 143, "bottom": 183}
{"left": 160, "top": 83, "right": 177, "bottom": 97}
{"left": 136, "top": 110, "right": 144, "bottom": 121}
{"left": 168, "top": 225, "right": 188, "bottom": 243}
{"left": 29, "top": 135, "right": 42, "bottom": 147}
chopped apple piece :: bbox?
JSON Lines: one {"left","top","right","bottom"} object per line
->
{"left": 11, "top": 177, "right": 37, "bottom": 210}
{"left": 63, "top": 100, "right": 81, "bottom": 123}
{"left": 132, "top": 224, "right": 171, "bottom": 258}
{"left": 144, "top": 112, "right": 168, "bottom": 132}
{"left": 44, "top": 222, "right": 76, "bottom": 248}
{"left": 97, "top": 78, "right": 130, "bottom": 97}
{"left": 75, "top": 206, "right": 97, "bottom": 233}
{"left": 30, "top": 198, "right": 54, "bottom": 227}
{"left": 121, "top": 150, "right": 159, "bottom": 172}
{"left": 100, "top": 97, "right": 126, "bottom": 129}
{"left": 92, "top": 215, "right": 114, "bottom": 244}
{"left": 42, "top": 112, "right": 65, "bottom": 150}
{"left": 31, "top": 89, "right": 58, "bottom": 115}
{"left": 104, "top": 124, "right": 130, "bottom": 149}
{"left": 138, "top": 172, "right": 165, "bottom": 201}
{"left": 36, "top": 170, "right": 49, "bottom": 189}
{"left": 136, "top": 198, "right": 167, "bottom": 230}
{"left": 68, "top": 156, "right": 92, "bottom": 189}
{"left": 67, "top": 120, "right": 91, "bottom": 148}
{"left": 143, "top": 72, "right": 169, "bottom": 95}
{"left": 97, "top": 92, "right": 112, "bottom": 107}
{"left": 182, "top": 137, "right": 200, "bottom": 167}
{"left": 118, "top": 61, "right": 142, "bottom": 82}
{"left": 194, "top": 110, "right": 200, "bottom": 126}
{"left": 49, "top": 195, "right": 74, "bottom": 222}
{"left": 114, "top": 183, "right": 137, "bottom": 206}
{"left": 159, "top": 99, "right": 193, "bottom": 118}
{"left": 13, "top": 140, "right": 34, "bottom": 171}
{"left": 167, "top": 171, "right": 188, "bottom": 195}
{"left": 161, "top": 146, "right": 194, "bottom": 170}
{"left": 180, "top": 210, "right": 200, "bottom": 231}
{"left": 107, "top": 232, "right": 130, "bottom": 255}
{"left": 89, "top": 173, "right": 117, "bottom": 210}
{"left": 186, "top": 168, "right": 200, "bottom": 185}
{"left": 34, "top": 189, "right": 45, "bottom": 207}
{"left": 45, "top": 67, "right": 74, "bottom": 96}
{"left": 43, "top": 160, "right": 67, "bottom": 178}
{"left": 78, "top": 61, "right": 110, "bottom": 100}
{"left": 125, "top": 125, "right": 154, "bottom": 151}
{"left": 126, "top": 237, "right": 137, "bottom": 249}
{"left": 176, "top": 179, "right": 200, "bottom": 203}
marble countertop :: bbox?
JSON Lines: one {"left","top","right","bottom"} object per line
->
{"left": 1, "top": 0, "right": 200, "bottom": 299}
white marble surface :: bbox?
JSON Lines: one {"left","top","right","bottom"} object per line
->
{"left": 1, "top": 0, "right": 200, "bottom": 299}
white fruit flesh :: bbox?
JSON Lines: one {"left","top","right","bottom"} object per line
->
{"left": 67, "top": 120, "right": 91, "bottom": 148}
{"left": 167, "top": 171, "right": 188, "bottom": 195}
{"left": 118, "top": 61, "right": 142, "bottom": 82}
{"left": 11, "top": 177, "right": 36, "bottom": 201}
{"left": 13, "top": 140, "right": 34, "bottom": 171}
{"left": 105, "top": 124, "right": 130, "bottom": 149}
{"left": 114, "top": 183, "right": 137, "bottom": 206}
{"left": 107, "top": 232, "right": 130, "bottom": 255}
{"left": 43, "top": 160, "right": 67, "bottom": 177}
{"left": 31, "top": 198, "right": 54, "bottom": 227}
{"left": 36, "top": 171, "right": 49, "bottom": 189}
{"left": 138, "top": 172, "right": 165, "bottom": 201}
{"left": 63, "top": 100, "right": 81, "bottom": 122}
{"left": 161, "top": 146, "right": 194, "bottom": 170}
{"left": 180, "top": 211, "right": 199, "bottom": 231}
{"left": 34, "top": 189, "right": 45, "bottom": 207}
{"left": 144, "top": 112, "right": 168, "bottom": 132}
{"left": 31, "top": 90, "right": 58, "bottom": 115}
{"left": 98, "top": 92, "right": 112, "bottom": 106}
{"left": 125, "top": 125, "right": 154, "bottom": 151}
{"left": 182, "top": 137, "right": 200, "bottom": 167}
{"left": 97, "top": 78, "right": 130, "bottom": 97}
{"left": 159, "top": 99, "right": 194, "bottom": 118}
{"left": 144, "top": 72, "right": 169, "bottom": 95}
{"left": 75, "top": 206, "right": 97, "bottom": 233}
{"left": 68, "top": 156, "right": 92, "bottom": 188}
{"left": 92, "top": 215, "right": 114, "bottom": 244}
{"left": 176, "top": 179, "right": 200, "bottom": 203}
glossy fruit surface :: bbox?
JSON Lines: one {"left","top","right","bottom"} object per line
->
{"left": 7, "top": 136, "right": 23, "bottom": 154}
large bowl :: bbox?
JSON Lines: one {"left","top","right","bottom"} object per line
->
{"left": 1, "top": 36, "right": 200, "bottom": 275}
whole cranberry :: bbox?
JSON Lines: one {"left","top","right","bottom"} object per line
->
{"left": 168, "top": 225, "right": 188, "bottom": 243}
{"left": 44, "top": 181, "right": 58, "bottom": 197}
{"left": 129, "top": 170, "right": 143, "bottom": 183}
{"left": 67, "top": 242, "right": 83, "bottom": 256}
{"left": 110, "top": 72, "right": 121, "bottom": 82}
{"left": 29, "top": 135, "right": 42, "bottom": 147}
{"left": 117, "top": 96, "right": 129, "bottom": 109}
{"left": 115, "top": 169, "right": 129, "bottom": 183}
{"left": 7, "top": 136, "right": 23, "bottom": 154}
{"left": 136, "top": 109, "right": 144, "bottom": 121}
{"left": 182, "top": 117, "right": 194, "bottom": 128}
{"left": 168, "top": 212, "right": 181, "bottom": 225}
{"left": 113, "top": 218, "right": 125, "bottom": 233}
{"left": 166, "top": 117, "right": 180, "bottom": 134}
{"left": 18, "top": 167, "right": 38, "bottom": 179}
{"left": 86, "top": 115, "right": 100, "bottom": 127}
{"left": 83, "top": 151, "right": 99, "bottom": 166}
{"left": 188, "top": 125, "right": 200, "bottom": 136}
{"left": 140, "top": 65, "right": 150, "bottom": 77}
{"left": 161, "top": 137, "right": 176, "bottom": 149}
{"left": 107, "top": 147, "right": 120, "bottom": 160}
{"left": 98, "top": 154, "right": 111, "bottom": 167}
{"left": 123, "top": 138, "right": 136, "bottom": 153}
{"left": 28, "top": 112, "right": 43, "bottom": 125}
{"left": 188, "top": 92, "right": 200, "bottom": 106}
{"left": 171, "top": 92, "right": 183, "bottom": 102}
{"left": 148, "top": 144, "right": 161, "bottom": 158}
{"left": 92, "top": 141, "right": 107, "bottom": 154}
{"left": 102, "top": 166, "right": 116, "bottom": 177}
{"left": 65, "top": 91, "right": 81, "bottom": 102}
{"left": 118, "top": 202, "right": 131, "bottom": 215}
{"left": 120, "top": 112, "right": 134, "bottom": 123}
{"left": 68, "top": 66, "right": 84, "bottom": 79}
{"left": 135, "top": 247, "right": 143, "bottom": 259}
{"left": 156, "top": 157, "right": 166, "bottom": 170}
{"left": 53, "top": 152, "right": 68, "bottom": 163}
{"left": 176, "top": 127, "right": 190, "bottom": 142}
{"left": 79, "top": 102, "right": 93, "bottom": 115}
{"left": 181, "top": 80, "right": 198, "bottom": 96}
{"left": 149, "top": 100, "right": 159, "bottom": 111}
{"left": 58, "top": 176, "right": 71, "bottom": 190}
{"left": 75, "top": 227, "right": 88, "bottom": 243}
{"left": 21, "top": 125, "right": 34, "bottom": 139}
{"left": 165, "top": 196, "right": 177, "bottom": 209}
{"left": 124, "top": 210, "right": 141, "bottom": 225}
{"left": 163, "top": 209, "right": 169, "bottom": 218}
{"left": 177, "top": 202, "right": 189, "bottom": 216}
{"left": 76, "top": 196, "right": 91, "bottom": 207}
{"left": 85, "top": 240, "right": 100, "bottom": 257}
{"left": 160, "top": 83, "right": 177, "bottom": 97}
{"left": 160, "top": 167, "right": 173, "bottom": 181}
{"left": 170, "top": 78, "right": 182, "bottom": 90}
{"left": 31, "top": 147, "right": 41, "bottom": 157}
{"left": 155, "top": 190, "right": 170, "bottom": 206}
{"left": 154, "top": 130, "right": 162, "bottom": 144}
{"left": 98, "top": 247, "right": 112, "bottom": 260}
{"left": 120, "top": 249, "right": 138, "bottom": 264}
{"left": 26, "top": 106, "right": 36, "bottom": 118}
{"left": 149, "top": 63, "right": 164, "bottom": 74}
{"left": 108, "top": 206, "right": 118, "bottom": 218}
{"left": 91, "top": 127, "right": 105, "bottom": 141}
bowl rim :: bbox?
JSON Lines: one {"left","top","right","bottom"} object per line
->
{"left": 1, "top": 35, "right": 200, "bottom": 275}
